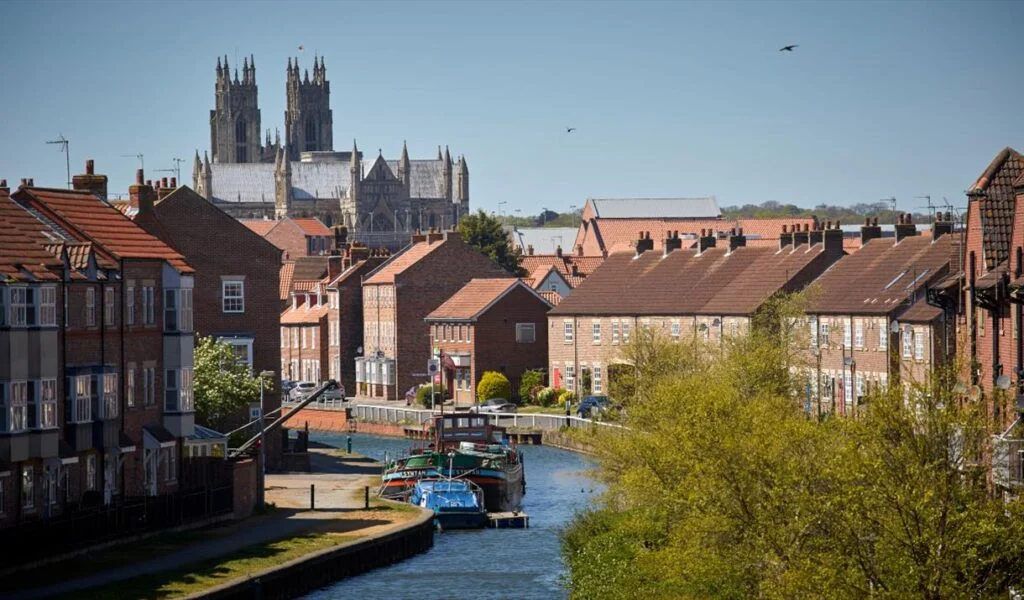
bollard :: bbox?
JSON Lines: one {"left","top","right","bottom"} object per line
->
{"left": 364, "top": 485, "right": 370, "bottom": 509}
{"left": 311, "top": 484, "right": 315, "bottom": 510}
{"left": 346, "top": 435, "right": 352, "bottom": 454}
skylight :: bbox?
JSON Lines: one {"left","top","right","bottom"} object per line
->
{"left": 883, "top": 269, "right": 908, "bottom": 290}
{"left": 904, "top": 269, "right": 930, "bottom": 290}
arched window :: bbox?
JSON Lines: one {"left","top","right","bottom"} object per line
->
{"left": 235, "top": 119, "right": 248, "bottom": 162}
{"left": 305, "top": 118, "right": 317, "bottom": 151}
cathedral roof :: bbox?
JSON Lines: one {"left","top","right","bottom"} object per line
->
{"left": 387, "top": 160, "right": 448, "bottom": 199}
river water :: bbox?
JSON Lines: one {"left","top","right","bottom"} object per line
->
{"left": 304, "top": 432, "right": 598, "bottom": 600}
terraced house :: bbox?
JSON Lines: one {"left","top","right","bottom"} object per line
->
{"left": 548, "top": 226, "right": 845, "bottom": 397}
{"left": 802, "top": 214, "right": 959, "bottom": 418}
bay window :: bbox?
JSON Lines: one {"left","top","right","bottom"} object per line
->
{"left": 67, "top": 374, "right": 92, "bottom": 423}
{"left": 102, "top": 373, "right": 118, "bottom": 419}
{"left": 10, "top": 287, "right": 32, "bottom": 327}
{"left": 164, "top": 289, "right": 193, "bottom": 332}
{"left": 39, "top": 286, "right": 56, "bottom": 326}
{"left": 39, "top": 379, "right": 57, "bottom": 428}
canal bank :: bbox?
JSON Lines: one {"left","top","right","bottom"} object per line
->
{"left": 303, "top": 433, "right": 599, "bottom": 600}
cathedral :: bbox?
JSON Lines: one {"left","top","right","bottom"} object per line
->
{"left": 192, "top": 54, "right": 469, "bottom": 242}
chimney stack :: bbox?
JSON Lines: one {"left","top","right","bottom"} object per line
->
{"left": 779, "top": 224, "right": 793, "bottom": 251}
{"left": 411, "top": 228, "right": 427, "bottom": 244}
{"left": 334, "top": 225, "right": 349, "bottom": 250}
{"left": 527, "top": 244, "right": 534, "bottom": 256}
{"left": 932, "top": 211, "right": 953, "bottom": 241}
{"left": 860, "top": 216, "right": 882, "bottom": 246}
{"left": 555, "top": 245, "right": 563, "bottom": 258}
{"left": 426, "top": 228, "right": 444, "bottom": 245}
{"left": 727, "top": 227, "right": 746, "bottom": 254}
{"left": 823, "top": 220, "right": 844, "bottom": 255}
{"left": 576, "top": 244, "right": 584, "bottom": 257}
{"left": 697, "top": 229, "right": 716, "bottom": 256}
{"left": 635, "top": 231, "right": 654, "bottom": 257}
{"left": 0, "top": 180, "right": 8, "bottom": 195}
{"left": 809, "top": 222, "right": 824, "bottom": 247}
{"left": 663, "top": 231, "right": 682, "bottom": 256}
{"left": 895, "top": 213, "right": 918, "bottom": 244}
{"left": 129, "top": 168, "right": 157, "bottom": 216}
{"left": 792, "top": 223, "right": 810, "bottom": 247}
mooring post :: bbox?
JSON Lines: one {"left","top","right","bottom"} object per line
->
{"left": 311, "top": 484, "right": 315, "bottom": 510}
{"left": 346, "top": 435, "right": 352, "bottom": 453}
{"left": 364, "top": 485, "right": 370, "bottom": 509}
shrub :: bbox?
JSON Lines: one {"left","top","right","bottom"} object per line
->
{"left": 519, "top": 369, "right": 545, "bottom": 403}
{"left": 415, "top": 384, "right": 446, "bottom": 407}
{"left": 537, "top": 386, "right": 567, "bottom": 407}
{"left": 557, "top": 390, "right": 576, "bottom": 408}
{"left": 477, "top": 371, "right": 511, "bottom": 402}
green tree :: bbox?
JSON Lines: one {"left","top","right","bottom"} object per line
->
{"left": 562, "top": 300, "right": 1024, "bottom": 599}
{"left": 518, "top": 369, "right": 545, "bottom": 403}
{"left": 477, "top": 371, "right": 511, "bottom": 401}
{"left": 458, "top": 209, "right": 524, "bottom": 275}
{"left": 193, "top": 335, "right": 272, "bottom": 431}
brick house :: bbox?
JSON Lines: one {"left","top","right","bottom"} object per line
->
{"left": 520, "top": 244, "right": 604, "bottom": 301}
{"left": 280, "top": 255, "right": 329, "bottom": 311}
{"left": 14, "top": 173, "right": 195, "bottom": 501}
{"left": 241, "top": 217, "right": 332, "bottom": 260}
{"left": 358, "top": 229, "right": 511, "bottom": 401}
{"left": 802, "top": 215, "right": 959, "bottom": 417}
{"left": 425, "top": 279, "right": 551, "bottom": 407}
{"left": 130, "top": 184, "right": 284, "bottom": 469}
{"left": 280, "top": 291, "right": 328, "bottom": 384}
{"left": 548, "top": 227, "right": 844, "bottom": 398}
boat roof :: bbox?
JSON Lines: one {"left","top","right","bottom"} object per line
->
{"left": 415, "top": 479, "right": 474, "bottom": 492}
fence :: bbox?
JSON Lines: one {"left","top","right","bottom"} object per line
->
{"left": 349, "top": 404, "right": 625, "bottom": 432}
{"left": 0, "top": 484, "right": 233, "bottom": 569}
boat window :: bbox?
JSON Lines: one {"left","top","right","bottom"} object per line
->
{"left": 457, "top": 417, "right": 470, "bottom": 428}
{"left": 443, "top": 418, "right": 453, "bottom": 429}
{"left": 473, "top": 417, "right": 485, "bottom": 427}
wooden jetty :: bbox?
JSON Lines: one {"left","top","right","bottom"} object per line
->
{"left": 487, "top": 512, "right": 529, "bottom": 529}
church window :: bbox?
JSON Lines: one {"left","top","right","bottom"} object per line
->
{"left": 305, "top": 118, "right": 317, "bottom": 151}
{"left": 235, "top": 119, "right": 248, "bottom": 163}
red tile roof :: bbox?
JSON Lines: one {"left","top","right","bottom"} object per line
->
{"left": 279, "top": 262, "right": 296, "bottom": 300}
{"left": 539, "top": 290, "right": 562, "bottom": 306}
{"left": 520, "top": 254, "right": 605, "bottom": 288}
{"left": 427, "top": 279, "right": 548, "bottom": 320}
{"left": 0, "top": 193, "right": 62, "bottom": 281}
{"left": 240, "top": 219, "right": 278, "bottom": 237}
{"left": 14, "top": 188, "right": 192, "bottom": 273}
{"left": 969, "top": 147, "right": 1023, "bottom": 271}
{"left": 551, "top": 242, "right": 839, "bottom": 317}
{"left": 807, "top": 235, "right": 956, "bottom": 316}
{"left": 280, "top": 303, "right": 329, "bottom": 324}
{"left": 364, "top": 238, "right": 447, "bottom": 285}
{"left": 291, "top": 218, "right": 332, "bottom": 237}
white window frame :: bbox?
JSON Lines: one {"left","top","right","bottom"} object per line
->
{"left": 902, "top": 329, "right": 913, "bottom": 359}
{"left": 622, "top": 322, "right": 631, "bottom": 343}
{"left": 39, "top": 378, "right": 57, "bottom": 428}
{"left": 301, "top": 328, "right": 307, "bottom": 349}
{"left": 180, "top": 367, "right": 194, "bottom": 412}
{"left": 144, "top": 367, "right": 156, "bottom": 406}
{"left": 844, "top": 373, "right": 852, "bottom": 404}
{"left": 181, "top": 288, "right": 193, "bottom": 332}
{"left": 86, "top": 287, "right": 96, "bottom": 327}
{"left": 104, "top": 287, "right": 116, "bottom": 327}
{"left": 22, "top": 465, "right": 34, "bottom": 510}
{"left": 914, "top": 328, "right": 925, "bottom": 361}
{"left": 671, "top": 320, "right": 681, "bottom": 340}
{"left": 102, "top": 372, "right": 118, "bottom": 419}
{"left": 70, "top": 374, "right": 92, "bottom": 422}
{"left": 10, "top": 287, "right": 30, "bottom": 327}
{"left": 126, "top": 286, "right": 135, "bottom": 326}
{"left": 566, "top": 363, "right": 576, "bottom": 392}
{"left": 593, "top": 366, "right": 602, "bottom": 393}
{"left": 843, "top": 320, "right": 852, "bottom": 348}
{"left": 854, "top": 319, "right": 863, "bottom": 349}
{"left": 592, "top": 321, "right": 601, "bottom": 344}
{"left": 39, "top": 286, "right": 56, "bottom": 326}
{"left": 7, "top": 381, "right": 27, "bottom": 433}
{"left": 516, "top": 323, "right": 536, "bottom": 344}
{"left": 564, "top": 320, "right": 574, "bottom": 344}
{"left": 612, "top": 320, "right": 620, "bottom": 344}
{"left": 222, "top": 338, "right": 254, "bottom": 369}
{"left": 820, "top": 321, "right": 829, "bottom": 346}
{"left": 879, "top": 319, "right": 887, "bottom": 351}
{"left": 165, "top": 370, "right": 179, "bottom": 412}
{"left": 222, "top": 279, "right": 245, "bottom": 313}
{"left": 164, "top": 289, "right": 178, "bottom": 332}
{"left": 466, "top": 325, "right": 472, "bottom": 342}
{"left": 127, "top": 367, "right": 136, "bottom": 408}
{"left": 809, "top": 316, "right": 818, "bottom": 346}
{"left": 86, "top": 454, "right": 96, "bottom": 491}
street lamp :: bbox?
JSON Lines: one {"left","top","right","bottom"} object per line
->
{"left": 258, "top": 370, "right": 274, "bottom": 509}
{"left": 498, "top": 201, "right": 507, "bottom": 224}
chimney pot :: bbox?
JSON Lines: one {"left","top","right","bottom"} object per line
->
{"left": 170, "top": 177, "right": 177, "bottom": 187}
{"left": 555, "top": 245, "right": 563, "bottom": 258}
{"left": 86, "top": 159, "right": 94, "bottom": 175}
{"left": 803, "top": 223, "right": 810, "bottom": 232}
{"left": 0, "top": 179, "right": 6, "bottom": 187}
{"left": 865, "top": 217, "right": 871, "bottom": 226}
{"left": 136, "top": 169, "right": 144, "bottom": 184}
{"left": 782, "top": 224, "right": 788, "bottom": 233}
{"left": 27, "top": 178, "right": 33, "bottom": 186}
{"left": 20, "top": 178, "right": 27, "bottom": 186}
{"left": 873, "top": 217, "right": 879, "bottom": 226}
{"left": 145, "top": 179, "right": 152, "bottom": 187}
{"left": 673, "top": 230, "right": 679, "bottom": 238}
{"left": 835, "top": 219, "right": 841, "bottom": 228}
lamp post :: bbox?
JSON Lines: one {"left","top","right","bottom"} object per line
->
{"left": 498, "top": 201, "right": 507, "bottom": 224}
{"left": 257, "top": 370, "right": 274, "bottom": 509}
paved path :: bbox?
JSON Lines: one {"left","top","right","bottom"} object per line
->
{"left": 10, "top": 449, "right": 396, "bottom": 600}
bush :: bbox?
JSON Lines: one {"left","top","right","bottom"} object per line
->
{"left": 536, "top": 386, "right": 566, "bottom": 407}
{"left": 415, "top": 384, "right": 446, "bottom": 407}
{"left": 477, "top": 371, "right": 511, "bottom": 402}
{"left": 519, "top": 369, "right": 545, "bottom": 403}
{"left": 557, "top": 390, "right": 576, "bottom": 408}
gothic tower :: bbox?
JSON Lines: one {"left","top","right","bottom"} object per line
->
{"left": 285, "top": 56, "right": 333, "bottom": 160}
{"left": 210, "top": 55, "right": 261, "bottom": 163}
{"left": 274, "top": 145, "right": 293, "bottom": 219}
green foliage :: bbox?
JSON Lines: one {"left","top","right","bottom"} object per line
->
{"left": 579, "top": 369, "right": 592, "bottom": 396}
{"left": 518, "top": 369, "right": 545, "bottom": 402}
{"left": 557, "top": 390, "right": 576, "bottom": 406}
{"left": 536, "top": 386, "right": 565, "bottom": 407}
{"left": 719, "top": 200, "right": 941, "bottom": 226}
{"left": 562, "top": 297, "right": 1024, "bottom": 599}
{"left": 194, "top": 336, "right": 271, "bottom": 431}
{"left": 458, "top": 209, "right": 524, "bottom": 275}
{"left": 477, "top": 371, "right": 511, "bottom": 401}
{"left": 415, "top": 384, "right": 446, "bottom": 407}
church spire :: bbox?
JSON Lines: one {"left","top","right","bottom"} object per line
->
{"left": 437, "top": 145, "right": 442, "bottom": 161}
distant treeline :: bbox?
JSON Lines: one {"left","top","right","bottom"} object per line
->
{"left": 721, "top": 200, "right": 938, "bottom": 225}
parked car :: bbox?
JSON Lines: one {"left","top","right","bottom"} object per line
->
{"left": 281, "top": 379, "right": 298, "bottom": 394}
{"left": 289, "top": 381, "right": 318, "bottom": 401}
{"left": 474, "top": 398, "right": 517, "bottom": 414}
{"left": 576, "top": 395, "right": 620, "bottom": 419}
{"left": 320, "top": 380, "right": 346, "bottom": 402}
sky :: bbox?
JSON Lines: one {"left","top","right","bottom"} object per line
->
{"left": 1, "top": 0, "right": 1022, "bottom": 217}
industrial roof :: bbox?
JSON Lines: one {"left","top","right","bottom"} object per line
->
{"left": 506, "top": 227, "right": 579, "bottom": 254}
{"left": 588, "top": 197, "right": 721, "bottom": 219}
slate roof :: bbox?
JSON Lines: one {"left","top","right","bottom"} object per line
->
{"left": 588, "top": 197, "right": 721, "bottom": 219}
{"left": 391, "top": 160, "right": 447, "bottom": 199}
{"left": 0, "top": 192, "right": 63, "bottom": 282}
{"left": 807, "top": 235, "right": 956, "bottom": 316}
{"left": 280, "top": 302, "right": 329, "bottom": 324}
{"left": 551, "top": 243, "right": 838, "bottom": 317}
{"left": 14, "top": 188, "right": 192, "bottom": 273}
{"left": 426, "top": 279, "right": 522, "bottom": 320}
{"left": 506, "top": 227, "right": 579, "bottom": 253}
{"left": 969, "top": 147, "right": 1024, "bottom": 271}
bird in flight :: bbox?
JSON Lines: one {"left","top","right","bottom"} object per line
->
{"left": 566, "top": 127, "right": 576, "bottom": 133}
{"left": 779, "top": 44, "right": 799, "bottom": 52}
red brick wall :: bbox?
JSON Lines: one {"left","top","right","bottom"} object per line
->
{"left": 391, "top": 237, "right": 511, "bottom": 401}
{"left": 281, "top": 317, "right": 328, "bottom": 382}
{"left": 286, "top": 407, "right": 349, "bottom": 432}
{"left": 331, "top": 258, "right": 386, "bottom": 395}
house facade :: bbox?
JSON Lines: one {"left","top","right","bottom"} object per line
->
{"left": 357, "top": 229, "right": 510, "bottom": 401}
{"left": 425, "top": 279, "right": 551, "bottom": 407}
{"left": 548, "top": 227, "right": 845, "bottom": 398}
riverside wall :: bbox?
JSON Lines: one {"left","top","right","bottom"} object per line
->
{"left": 194, "top": 509, "right": 435, "bottom": 600}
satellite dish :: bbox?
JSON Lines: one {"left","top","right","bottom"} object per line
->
{"left": 969, "top": 385, "right": 982, "bottom": 402}
{"left": 889, "top": 320, "right": 901, "bottom": 334}
{"left": 996, "top": 374, "right": 1012, "bottom": 390}
{"left": 953, "top": 382, "right": 968, "bottom": 395}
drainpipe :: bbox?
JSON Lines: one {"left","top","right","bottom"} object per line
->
{"left": 969, "top": 252, "right": 977, "bottom": 385}
{"left": 1016, "top": 248, "right": 1022, "bottom": 396}
{"left": 119, "top": 259, "right": 127, "bottom": 503}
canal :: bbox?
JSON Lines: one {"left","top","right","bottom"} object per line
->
{"left": 303, "top": 432, "right": 598, "bottom": 600}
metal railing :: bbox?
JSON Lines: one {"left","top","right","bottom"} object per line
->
{"left": 347, "top": 404, "right": 625, "bottom": 431}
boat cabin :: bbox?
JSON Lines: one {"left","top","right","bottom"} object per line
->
{"left": 431, "top": 414, "right": 506, "bottom": 450}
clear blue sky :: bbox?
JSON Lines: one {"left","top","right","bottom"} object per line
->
{"left": 1, "top": 0, "right": 1022, "bottom": 216}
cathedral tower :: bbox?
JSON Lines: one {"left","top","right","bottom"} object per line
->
{"left": 210, "top": 55, "right": 261, "bottom": 163}
{"left": 285, "top": 56, "right": 333, "bottom": 160}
